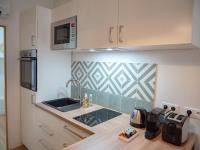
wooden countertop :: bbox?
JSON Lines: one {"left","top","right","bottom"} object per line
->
{"left": 36, "top": 103, "right": 197, "bottom": 150}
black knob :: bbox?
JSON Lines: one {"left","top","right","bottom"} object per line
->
{"left": 187, "top": 110, "right": 192, "bottom": 116}
{"left": 171, "top": 107, "right": 176, "bottom": 111}
{"left": 163, "top": 105, "right": 168, "bottom": 110}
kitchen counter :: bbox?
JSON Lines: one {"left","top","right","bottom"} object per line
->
{"left": 36, "top": 103, "right": 197, "bottom": 150}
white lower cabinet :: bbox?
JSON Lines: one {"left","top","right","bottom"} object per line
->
{"left": 35, "top": 134, "right": 56, "bottom": 150}
{"left": 34, "top": 107, "right": 92, "bottom": 150}
{"left": 35, "top": 121, "right": 58, "bottom": 150}
{"left": 21, "top": 88, "right": 37, "bottom": 150}
{"left": 58, "top": 128, "right": 82, "bottom": 149}
{"left": 58, "top": 120, "right": 92, "bottom": 149}
{"left": 34, "top": 107, "right": 59, "bottom": 150}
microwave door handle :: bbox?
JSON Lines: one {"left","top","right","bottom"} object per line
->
{"left": 19, "top": 58, "right": 32, "bottom": 61}
{"left": 31, "top": 60, "right": 37, "bottom": 91}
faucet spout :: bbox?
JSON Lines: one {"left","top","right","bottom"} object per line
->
{"left": 66, "top": 79, "right": 82, "bottom": 105}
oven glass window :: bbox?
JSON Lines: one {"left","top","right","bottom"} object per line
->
{"left": 54, "top": 23, "right": 70, "bottom": 44}
{"left": 20, "top": 58, "right": 37, "bottom": 91}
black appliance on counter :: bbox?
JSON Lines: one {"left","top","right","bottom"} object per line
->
{"left": 20, "top": 49, "right": 37, "bottom": 91}
{"left": 162, "top": 112, "right": 191, "bottom": 146}
{"left": 145, "top": 107, "right": 165, "bottom": 139}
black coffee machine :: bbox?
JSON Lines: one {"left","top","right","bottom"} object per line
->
{"left": 145, "top": 107, "right": 165, "bottom": 139}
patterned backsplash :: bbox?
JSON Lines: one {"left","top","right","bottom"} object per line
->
{"left": 71, "top": 61, "right": 157, "bottom": 114}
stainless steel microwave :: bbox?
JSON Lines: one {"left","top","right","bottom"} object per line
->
{"left": 51, "top": 16, "right": 77, "bottom": 50}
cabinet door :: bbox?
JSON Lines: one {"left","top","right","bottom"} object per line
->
{"left": 118, "top": 0, "right": 193, "bottom": 47}
{"left": 20, "top": 7, "right": 37, "bottom": 50}
{"left": 35, "top": 138, "right": 56, "bottom": 150}
{"left": 59, "top": 129, "right": 82, "bottom": 149}
{"left": 21, "top": 88, "right": 36, "bottom": 150}
{"left": 77, "top": 0, "right": 118, "bottom": 50}
{"left": 35, "top": 107, "right": 60, "bottom": 150}
{"left": 58, "top": 120, "right": 92, "bottom": 149}
{"left": 58, "top": 122, "right": 82, "bottom": 149}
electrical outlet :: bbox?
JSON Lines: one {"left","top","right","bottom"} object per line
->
{"left": 162, "top": 101, "right": 180, "bottom": 113}
{"left": 184, "top": 107, "right": 200, "bottom": 120}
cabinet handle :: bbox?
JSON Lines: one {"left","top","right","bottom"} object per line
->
{"left": 109, "top": 26, "right": 114, "bottom": 43}
{"left": 39, "top": 139, "right": 54, "bottom": 150}
{"left": 63, "top": 143, "right": 68, "bottom": 148}
{"left": 63, "top": 125, "right": 85, "bottom": 139}
{"left": 119, "top": 25, "right": 124, "bottom": 43}
{"left": 31, "top": 94, "right": 35, "bottom": 104}
{"left": 39, "top": 124, "right": 54, "bottom": 137}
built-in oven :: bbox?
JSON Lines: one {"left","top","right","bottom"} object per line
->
{"left": 51, "top": 16, "right": 77, "bottom": 50}
{"left": 20, "top": 49, "right": 37, "bottom": 91}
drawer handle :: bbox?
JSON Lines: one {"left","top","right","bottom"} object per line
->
{"left": 31, "top": 94, "right": 35, "bottom": 104}
{"left": 63, "top": 125, "right": 85, "bottom": 139}
{"left": 39, "top": 139, "right": 54, "bottom": 150}
{"left": 63, "top": 143, "right": 68, "bottom": 148}
{"left": 39, "top": 124, "right": 54, "bottom": 137}
{"left": 109, "top": 26, "right": 114, "bottom": 43}
{"left": 119, "top": 25, "right": 124, "bottom": 43}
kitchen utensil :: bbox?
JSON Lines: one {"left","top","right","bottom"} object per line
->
{"left": 130, "top": 107, "right": 147, "bottom": 128}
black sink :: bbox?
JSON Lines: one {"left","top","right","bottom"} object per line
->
{"left": 43, "top": 98, "right": 81, "bottom": 112}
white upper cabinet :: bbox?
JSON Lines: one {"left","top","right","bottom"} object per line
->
{"left": 77, "top": 0, "right": 118, "bottom": 50}
{"left": 52, "top": 0, "right": 199, "bottom": 50}
{"left": 118, "top": 0, "right": 193, "bottom": 48}
{"left": 192, "top": 0, "right": 200, "bottom": 48}
{"left": 20, "top": 7, "right": 37, "bottom": 50}
{"left": 52, "top": 0, "right": 77, "bottom": 22}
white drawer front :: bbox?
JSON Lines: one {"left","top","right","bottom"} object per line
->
{"left": 36, "top": 107, "right": 60, "bottom": 129}
{"left": 37, "top": 121, "right": 55, "bottom": 138}
{"left": 35, "top": 107, "right": 93, "bottom": 149}
{"left": 36, "top": 138, "right": 55, "bottom": 150}
{"left": 35, "top": 122, "right": 59, "bottom": 150}
{"left": 59, "top": 132, "right": 82, "bottom": 149}
{"left": 60, "top": 120, "right": 92, "bottom": 139}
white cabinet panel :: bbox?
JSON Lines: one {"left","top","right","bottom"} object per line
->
{"left": 35, "top": 107, "right": 92, "bottom": 150}
{"left": 52, "top": 0, "right": 196, "bottom": 50}
{"left": 35, "top": 107, "right": 60, "bottom": 150}
{"left": 35, "top": 138, "right": 56, "bottom": 150}
{"left": 21, "top": 88, "right": 36, "bottom": 150}
{"left": 20, "top": 7, "right": 37, "bottom": 50}
{"left": 58, "top": 119, "right": 92, "bottom": 149}
{"left": 58, "top": 129, "right": 82, "bottom": 149}
{"left": 118, "top": 0, "right": 193, "bottom": 47}
{"left": 77, "top": 0, "right": 118, "bottom": 50}
{"left": 192, "top": 0, "right": 200, "bottom": 48}
{"left": 52, "top": 0, "right": 77, "bottom": 22}
{"left": 35, "top": 106, "right": 60, "bottom": 130}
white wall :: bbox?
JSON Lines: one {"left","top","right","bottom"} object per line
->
{"left": 53, "top": 0, "right": 70, "bottom": 8}
{"left": 35, "top": 7, "right": 71, "bottom": 102}
{"left": 72, "top": 49, "right": 200, "bottom": 148}
{"left": 0, "top": 0, "right": 53, "bottom": 149}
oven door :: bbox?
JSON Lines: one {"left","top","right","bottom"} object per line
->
{"left": 20, "top": 57, "right": 37, "bottom": 91}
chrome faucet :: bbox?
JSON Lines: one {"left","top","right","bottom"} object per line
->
{"left": 66, "top": 79, "right": 81, "bottom": 104}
